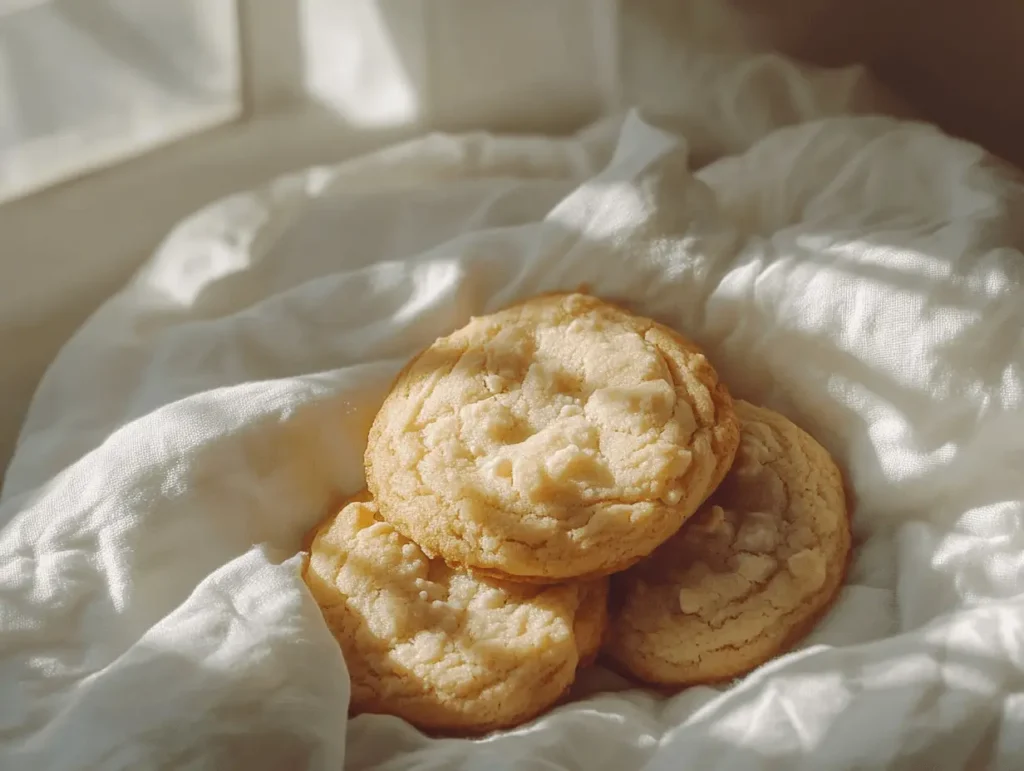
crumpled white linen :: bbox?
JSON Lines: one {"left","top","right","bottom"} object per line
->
{"left": 2, "top": 52, "right": 1024, "bottom": 771}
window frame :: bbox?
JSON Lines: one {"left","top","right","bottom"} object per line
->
{"left": 0, "top": 0, "right": 257, "bottom": 205}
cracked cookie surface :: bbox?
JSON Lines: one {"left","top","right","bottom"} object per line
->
{"left": 365, "top": 292, "right": 739, "bottom": 582}
{"left": 604, "top": 400, "right": 851, "bottom": 686}
{"left": 302, "top": 492, "right": 609, "bottom": 734}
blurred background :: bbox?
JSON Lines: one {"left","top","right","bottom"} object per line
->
{"left": 0, "top": 0, "right": 1022, "bottom": 472}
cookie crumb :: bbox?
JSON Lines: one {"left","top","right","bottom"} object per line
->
{"left": 786, "top": 548, "right": 827, "bottom": 591}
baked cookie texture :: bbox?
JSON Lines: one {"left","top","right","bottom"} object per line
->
{"left": 302, "top": 493, "right": 609, "bottom": 734}
{"left": 574, "top": 578, "right": 609, "bottom": 667}
{"left": 365, "top": 292, "right": 740, "bottom": 583}
{"left": 604, "top": 400, "right": 851, "bottom": 686}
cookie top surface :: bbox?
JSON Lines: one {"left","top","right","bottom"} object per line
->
{"left": 604, "top": 400, "right": 851, "bottom": 686}
{"left": 365, "top": 293, "right": 739, "bottom": 581}
{"left": 302, "top": 493, "right": 608, "bottom": 734}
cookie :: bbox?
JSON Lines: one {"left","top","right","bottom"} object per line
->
{"left": 365, "top": 292, "right": 739, "bottom": 582}
{"left": 574, "top": 578, "right": 609, "bottom": 668}
{"left": 302, "top": 492, "right": 609, "bottom": 734}
{"left": 603, "top": 400, "right": 851, "bottom": 686}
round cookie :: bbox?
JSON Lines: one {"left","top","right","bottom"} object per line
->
{"left": 302, "top": 492, "right": 609, "bottom": 734}
{"left": 603, "top": 400, "right": 851, "bottom": 686}
{"left": 365, "top": 292, "right": 739, "bottom": 583}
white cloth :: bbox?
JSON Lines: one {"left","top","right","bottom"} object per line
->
{"left": 2, "top": 52, "right": 1024, "bottom": 770}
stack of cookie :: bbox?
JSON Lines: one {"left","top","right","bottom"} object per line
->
{"left": 303, "top": 293, "right": 851, "bottom": 734}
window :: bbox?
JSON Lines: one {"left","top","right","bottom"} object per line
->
{"left": 0, "top": 0, "right": 240, "bottom": 203}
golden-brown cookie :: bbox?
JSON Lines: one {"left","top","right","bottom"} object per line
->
{"left": 574, "top": 578, "right": 609, "bottom": 668}
{"left": 365, "top": 292, "right": 739, "bottom": 583}
{"left": 302, "top": 492, "right": 609, "bottom": 734}
{"left": 603, "top": 400, "right": 851, "bottom": 686}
